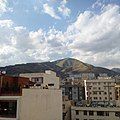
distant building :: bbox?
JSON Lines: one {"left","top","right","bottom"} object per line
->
{"left": 61, "top": 83, "right": 85, "bottom": 102}
{"left": 62, "top": 96, "right": 74, "bottom": 120}
{"left": 71, "top": 77, "right": 120, "bottom": 120}
{"left": 84, "top": 77, "right": 116, "bottom": 105}
{"left": 68, "top": 73, "right": 95, "bottom": 80}
{"left": 20, "top": 70, "right": 59, "bottom": 89}
{"left": 71, "top": 106, "right": 120, "bottom": 120}
{"left": 115, "top": 84, "right": 120, "bottom": 106}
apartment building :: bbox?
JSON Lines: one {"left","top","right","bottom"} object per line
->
{"left": 67, "top": 73, "right": 95, "bottom": 81}
{"left": 115, "top": 84, "right": 120, "bottom": 106}
{"left": 20, "top": 70, "right": 59, "bottom": 89}
{"left": 71, "top": 77, "right": 120, "bottom": 120}
{"left": 0, "top": 88, "right": 62, "bottom": 120}
{"left": 0, "top": 74, "right": 29, "bottom": 96}
{"left": 84, "top": 77, "right": 116, "bottom": 105}
{"left": 71, "top": 106, "right": 120, "bottom": 120}
{"left": 0, "top": 72, "right": 62, "bottom": 120}
{"left": 19, "top": 88, "right": 62, "bottom": 120}
{"left": 61, "top": 83, "right": 85, "bottom": 102}
{"left": 62, "top": 96, "right": 74, "bottom": 120}
{"left": 0, "top": 74, "right": 29, "bottom": 119}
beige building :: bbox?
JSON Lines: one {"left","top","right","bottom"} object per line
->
{"left": 70, "top": 77, "right": 120, "bottom": 120}
{"left": 115, "top": 84, "right": 120, "bottom": 101}
{"left": 71, "top": 106, "right": 120, "bottom": 120}
{"left": 62, "top": 96, "right": 74, "bottom": 120}
{"left": 20, "top": 88, "right": 62, "bottom": 120}
{"left": 115, "top": 84, "right": 120, "bottom": 106}
{"left": 0, "top": 88, "right": 62, "bottom": 120}
{"left": 84, "top": 77, "right": 116, "bottom": 104}
{"left": 20, "top": 70, "right": 60, "bottom": 89}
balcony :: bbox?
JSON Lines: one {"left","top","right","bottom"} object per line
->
{"left": 0, "top": 100, "right": 17, "bottom": 119}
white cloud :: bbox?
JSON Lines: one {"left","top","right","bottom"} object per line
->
{"left": 0, "top": 0, "right": 8, "bottom": 14}
{"left": 0, "top": 0, "right": 13, "bottom": 15}
{"left": 66, "top": 4, "right": 120, "bottom": 68}
{"left": 0, "top": 4, "right": 120, "bottom": 68}
{"left": 0, "top": 19, "right": 13, "bottom": 27}
{"left": 43, "top": 3, "right": 61, "bottom": 19}
{"left": 58, "top": 0, "right": 71, "bottom": 17}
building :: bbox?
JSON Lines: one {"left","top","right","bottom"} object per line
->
{"left": 19, "top": 88, "right": 62, "bottom": 120}
{"left": 0, "top": 74, "right": 29, "bottom": 119}
{"left": 62, "top": 96, "right": 74, "bottom": 120}
{"left": 68, "top": 73, "right": 95, "bottom": 81}
{"left": 0, "top": 88, "right": 62, "bottom": 120}
{"left": 0, "top": 72, "right": 62, "bottom": 120}
{"left": 20, "top": 70, "right": 59, "bottom": 89}
{"left": 61, "top": 83, "right": 85, "bottom": 102}
{"left": 0, "top": 74, "right": 29, "bottom": 96}
{"left": 71, "top": 106, "right": 120, "bottom": 120}
{"left": 115, "top": 84, "right": 120, "bottom": 106}
{"left": 71, "top": 77, "right": 120, "bottom": 120}
{"left": 84, "top": 77, "right": 116, "bottom": 105}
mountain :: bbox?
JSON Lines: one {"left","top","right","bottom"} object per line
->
{"left": 0, "top": 58, "right": 119, "bottom": 77}
{"left": 111, "top": 68, "right": 120, "bottom": 74}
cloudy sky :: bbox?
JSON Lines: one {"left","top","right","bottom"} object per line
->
{"left": 0, "top": 0, "right": 120, "bottom": 68}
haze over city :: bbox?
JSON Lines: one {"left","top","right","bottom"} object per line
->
{"left": 0, "top": 0, "right": 120, "bottom": 68}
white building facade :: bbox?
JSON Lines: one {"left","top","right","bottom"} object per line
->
{"left": 71, "top": 106, "right": 120, "bottom": 120}
{"left": 0, "top": 88, "right": 62, "bottom": 120}
{"left": 20, "top": 70, "right": 60, "bottom": 89}
{"left": 84, "top": 77, "right": 116, "bottom": 105}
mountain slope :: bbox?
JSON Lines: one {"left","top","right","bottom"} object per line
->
{"left": 111, "top": 68, "right": 120, "bottom": 74}
{"left": 0, "top": 58, "right": 119, "bottom": 77}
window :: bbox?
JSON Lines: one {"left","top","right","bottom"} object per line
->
{"left": 116, "top": 95, "right": 119, "bottom": 100}
{"left": 99, "top": 92, "right": 101, "bottom": 95}
{"left": 110, "top": 92, "right": 112, "bottom": 95}
{"left": 94, "top": 97, "right": 98, "bottom": 100}
{"left": 104, "top": 82, "right": 106, "bottom": 85}
{"left": 105, "top": 97, "right": 107, "bottom": 100}
{"left": 76, "top": 110, "right": 79, "bottom": 115}
{"left": 31, "top": 77, "right": 43, "bottom": 83}
{"left": 48, "top": 83, "right": 54, "bottom": 86}
{"left": 105, "top": 112, "right": 109, "bottom": 116}
{"left": 93, "top": 87, "right": 97, "bottom": 89}
{"left": 110, "top": 97, "right": 112, "bottom": 100}
{"left": 84, "top": 110, "right": 87, "bottom": 115}
{"left": 99, "top": 97, "right": 101, "bottom": 100}
{"left": 74, "top": 92, "right": 77, "bottom": 94}
{"left": 104, "top": 92, "right": 107, "bottom": 95}
{"left": 0, "top": 100, "right": 17, "bottom": 118}
{"left": 98, "top": 87, "right": 101, "bottom": 90}
{"left": 93, "top": 91, "right": 97, "bottom": 95}
{"left": 89, "top": 111, "right": 94, "bottom": 116}
{"left": 62, "top": 104, "right": 65, "bottom": 109}
{"left": 97, "top": 111, "right": 104, "bottom": 116}
{"left": 115, "top": 112, "right": 120, "bottom": 117}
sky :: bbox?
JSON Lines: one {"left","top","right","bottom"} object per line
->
{"left": 0, "top": 0, "right": 120, "bottom": 68}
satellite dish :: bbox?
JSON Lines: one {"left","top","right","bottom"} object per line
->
{"left": 1, "top": 71, "right": 6, "bottom": 75}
